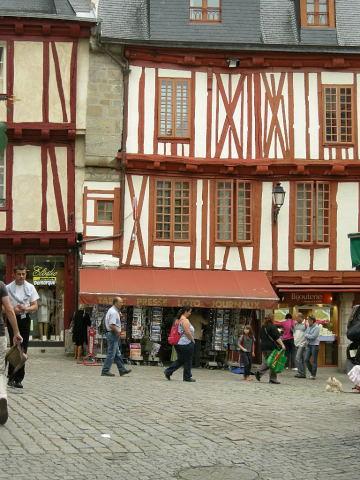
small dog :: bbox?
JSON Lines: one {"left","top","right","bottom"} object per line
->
{"left": 325, "top": 376, "right": 343, "bottom": 393}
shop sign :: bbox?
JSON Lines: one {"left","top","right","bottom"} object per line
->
{"left": 33, "top": 265, "right": 57, "bottom": 286}
{"left": 282, "top": 292, "right": 333, "bottom": 305}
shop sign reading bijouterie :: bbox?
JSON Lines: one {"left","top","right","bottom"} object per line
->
{"left": 33, "top": 265, "right": 57, "bottom": 286}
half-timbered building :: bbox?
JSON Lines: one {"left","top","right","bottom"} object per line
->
{"left": 0, "top": 0, "right": 95, "bottom": 342}
{"left": 81, "top": 0, "right": 360, "bottom": 368}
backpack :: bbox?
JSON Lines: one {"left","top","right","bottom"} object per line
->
{"left": 347, "top": 305, "right": 360, "bottom": 342}
{"left": 168, "top": 320, "right": 181, "bottom": 346}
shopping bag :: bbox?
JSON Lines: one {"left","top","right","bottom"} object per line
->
{"left": 5, "top": 344, "right": 27, "bottom": 375}
{"left": 266, "top": 348, "right": 287, "bottom": 373}
{"left": 348, "top": 365, "right": 360, "bottom": 386}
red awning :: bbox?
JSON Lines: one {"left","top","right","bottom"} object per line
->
{"left": 79, "top": 268, "right": 278, "bottom": 309}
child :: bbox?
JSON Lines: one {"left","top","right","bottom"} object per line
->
{"left": 238, "top": 325, "right": 255, "bottom": 381}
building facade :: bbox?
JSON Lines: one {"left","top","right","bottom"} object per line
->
{"left": 0, "top": 0, "right": 94, "bottom": 342}
{"left": 81, "top": 0, "right": 360, "bottom": 368}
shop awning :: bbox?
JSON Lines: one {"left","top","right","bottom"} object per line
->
{"left": 79, "top": 268, "right": 278, "bottom": 309}
{"left": 349, "top": 233, "right": 360, "bottom": 268}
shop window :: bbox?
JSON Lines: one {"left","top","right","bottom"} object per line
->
{"left": 26, "top": 255, "right": 65, "bottom": 342}
{"left": 0, "top": 150, "right": 5, "bottom": 208}
{"left": 300, "top": 0, "right": 335, "bottom": 28}
{"left": 96, "top": 200, "right": 114, "bottom": 224}
{"left": 216, "top": 180, "right": 252, "bottom": 243}
{"left": 323, "top": 85, "right": 353, "bottom": 145}
{"left": 158, "top": 78, "right": 190, "bottom": 139}
{"left": 190, "top": 0, "right": 221, "bottom": 22}
{"left": 154, "top": 179, "right": 191, "bottom": 241}
{"left": 295, "top": 182, "right": 330, "bottom": 244}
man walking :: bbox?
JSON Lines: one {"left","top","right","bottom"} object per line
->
{"left": 0, "top": 282, "right": 23, "bottom": 425}
{"left": 304, "top": 315, "right": 320, "bottom": 380}
{"left": 6, "top": 265, "right": 39, "bottom": 389}
{"left": 101, "top": 297, "right": 131, "bottom": 377}
{"left": 294, "top": 313, "right": 307, "bottom": 379}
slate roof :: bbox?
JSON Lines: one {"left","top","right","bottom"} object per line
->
{"left": 0, "top": 0, "right": 95, "bottom": 21}
{"left": 98, "top": 0, "right": 360, "bottom": 52}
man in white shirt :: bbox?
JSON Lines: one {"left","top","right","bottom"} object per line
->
{"left": 6, "top": 265, "right": 39, "bottom": 389}
{"left": 101, "top": 297, "right": 131, "bottom": 377}
{"left": 294, "top": 313, "right": 307, "bottom": 378}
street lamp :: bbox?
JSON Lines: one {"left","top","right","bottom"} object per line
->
{"left": 272, "top": 182, "right": 286, "bottom": 223}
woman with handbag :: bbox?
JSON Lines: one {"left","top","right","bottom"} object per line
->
{"left": 164, "top": 305, "right": 196, "bottom": 382}
{"left": 255, "top": 315, "right": 286, "bottom": 384}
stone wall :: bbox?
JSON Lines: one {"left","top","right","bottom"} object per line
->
{"left": 85, "top": 42, "right": 124, "bottom": 168}
{"left": 338, "top": 292, "right": 354, "bottom": 371}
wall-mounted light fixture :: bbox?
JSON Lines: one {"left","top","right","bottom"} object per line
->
{"left": 272, "top": 182, "right": 286, "bottom": 223}
{"left": 227, "top": 58, "right": 240, "bottom": 68}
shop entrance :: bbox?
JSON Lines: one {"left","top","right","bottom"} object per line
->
{"left": 26, "top": 255, "right": 65, "bottom": 342}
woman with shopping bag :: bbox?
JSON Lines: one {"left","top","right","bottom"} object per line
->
{"left": 255, "top": 315, "right": 286, "bottom": 384}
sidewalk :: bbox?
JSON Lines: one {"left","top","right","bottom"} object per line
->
{"left": 0, "top": 352, "right": 359, "bottom": 480}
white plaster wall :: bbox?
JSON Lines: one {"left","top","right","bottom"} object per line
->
{"left": 153, "top": 245, "right": 170, "bottom": 267}
{"left": 293, "top": 73, "right": 306, "bottom": 159}
{"left": 195, "top": 180, "right": 202, "bottom": 268}
{"left": 88, "top": 193, "right": 113, "bottom": 199}
{"left": 86, "top": 239, "right": 113, "bottom": 251}
{"left": 76, "top": 39, "right": 89, "bottom": 129}
{"left": 46, "top": 151, "right": 59, "bottom": 231}
{"left": 219, "top": 74, "right": 228, "bottom": 159}
{"left": 13, "top": 145, "right": 42, "bottom": 231}
{"left": 13, "top": 42, "right": 43, "bottom": 122}
{"left": 242, "top": 76, "right": 249, "bottom": 159}
{"left": 337, "top": 182, "right": 358, "bottom": 270}
{"left": 87, "top": 200, "right": 95, "bottom": 222}
{"left": 144, "top": 68, "right": 155, "bottom": 155}
{"left": 174, "top": 246, "right": 191, "bottom": 268}
{"left": 56, "top": 147, "right": 68, "bottom": 228}
{"left": 130, "top": 243, "right": 142, "bottom": 266}
{"left": 231, "top": 74, "right": 241, "bottom": 159}
{"left": 357, "top": 74, "right": 360, "bottom": 156}
{"left": 313, "top": 248, "right": 329, "bottom": 270}
{"left": 211, "top": 75, "right": 217, "bottom": 158}
{"left": 0, "top": 42, "right": 6, "bottom": 122}
{"left": 308, "top": 73, "right": 319, "bottom": 159}
{"left": 226, "top": 247, "right": 242, "bottom": 270}
{"left": 259, "top": 182, "right": 273, "bottom": 270}
{"left": 82, "top": 253, "right": 119, "bottom": 267}
{"left": 294, "top": 248, "right": 310, "bottom": 270}
{"left": 321, "top": 72, "right": 354, "bottom": 84}
{"left": 194, "top": 72, "right": 207, "bottom": 158}
{"left": 214, "top": 246, "right": 226, "bottom": 269}
{"left": 0, "top": 212, "right": 6, "bottom": 231}
{"left": 243, "top": 247, "right": 253, "bottom": 270}
{"left": 158, "top": 69, "right": 191, "bottom": 78}
{"left": 49, "top": 42, "right": 72, "bottom": 123}
{"left": 87, "top": 225, "right": 113, "bottom": 236}
{"left": 122, "top": 175, "right": 137, "bottom": 264}
{"left": 127, "top": 66, "right": 142, "bottom": 154}
{"left": 277, "top": 181, "right": 290, "bottom": 270}
{"left": 84, "top": 181, "right": 119, "bottom": 190}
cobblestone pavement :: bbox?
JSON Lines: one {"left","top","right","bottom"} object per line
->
{"left": 1, "top": 352, "right": 359, "bottom": 480}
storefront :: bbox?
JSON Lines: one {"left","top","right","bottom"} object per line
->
{"left": 0, "top": 247, "right": 77, "bottom": 345}
{"left": 78, "top": 268, "right": 278, "bottom": 365}
{"left": 276, "top": 290, "right": 338, "bottom": 366}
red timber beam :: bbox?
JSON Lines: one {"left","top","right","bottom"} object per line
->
{"left": 125, "top": 46, "right": 360, "bottom": 71}
{"left": 123, "top": 153, "right": 360, "bottom": 179}
{"left": 0, "top": 18, "right": 93, "bottom": 39}
{"left": 268, "top": 271, "right": 360, "bottom": 289}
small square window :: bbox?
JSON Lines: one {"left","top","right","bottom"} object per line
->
{"left": 96, "top": 200, "right": 114, "bottom": 223}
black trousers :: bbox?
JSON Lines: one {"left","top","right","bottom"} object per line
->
{"left": 7, "top": 314, "right": 31, "bottom": 382}
{"left": 240, "top": 351, "right": 252, "bottom": 377}
{"left": 165, "top": 343, "right": 194, "bottom": 380}
{"left": 193, "top": 339, "right": 202, "bottom": 368}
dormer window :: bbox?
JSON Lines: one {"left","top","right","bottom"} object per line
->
{"left": 190, "top": 0, "right": 221, "bottom": 23}
{"left": 300, "top": 0, "right": 335, "bottom": 28}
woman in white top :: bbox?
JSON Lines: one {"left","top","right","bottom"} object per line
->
{"left": 164, "top": 306, "right": 196, "bottom": 382}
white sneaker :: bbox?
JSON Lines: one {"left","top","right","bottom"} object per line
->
{"left": 309, "top": 375, "right": 316, "bottom": 380}
{"left": 292, "top": 368, "right": 298, "bottom": 371}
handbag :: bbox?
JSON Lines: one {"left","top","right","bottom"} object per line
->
{"left": 266, "top": 349, "right": 287, "bottom": 373}
{"left": 5, "top": 344, "right": 28, "bottom": 376}
{"left": 168, "top": 320, "right": 181, "bottom": 346}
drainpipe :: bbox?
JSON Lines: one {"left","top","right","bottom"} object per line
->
{"left": 94, "top": 36, "right": 130, "bottom": 267}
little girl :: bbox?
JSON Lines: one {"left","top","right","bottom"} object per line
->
{"left": 238, "top": 325, "right": 255, "bottom": 381}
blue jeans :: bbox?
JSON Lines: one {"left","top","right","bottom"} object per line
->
{"left": 102, "top": 332, "right": 126, "bottom": 374}
{"left": 295, "top": 346, "right": 306, "bottom": 376}
{"left": 305, "top": 345, "right": 319, "bottom": 378}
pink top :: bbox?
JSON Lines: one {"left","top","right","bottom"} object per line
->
{"left": 275, "top": 318, "right": 295, "bottom": 340}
